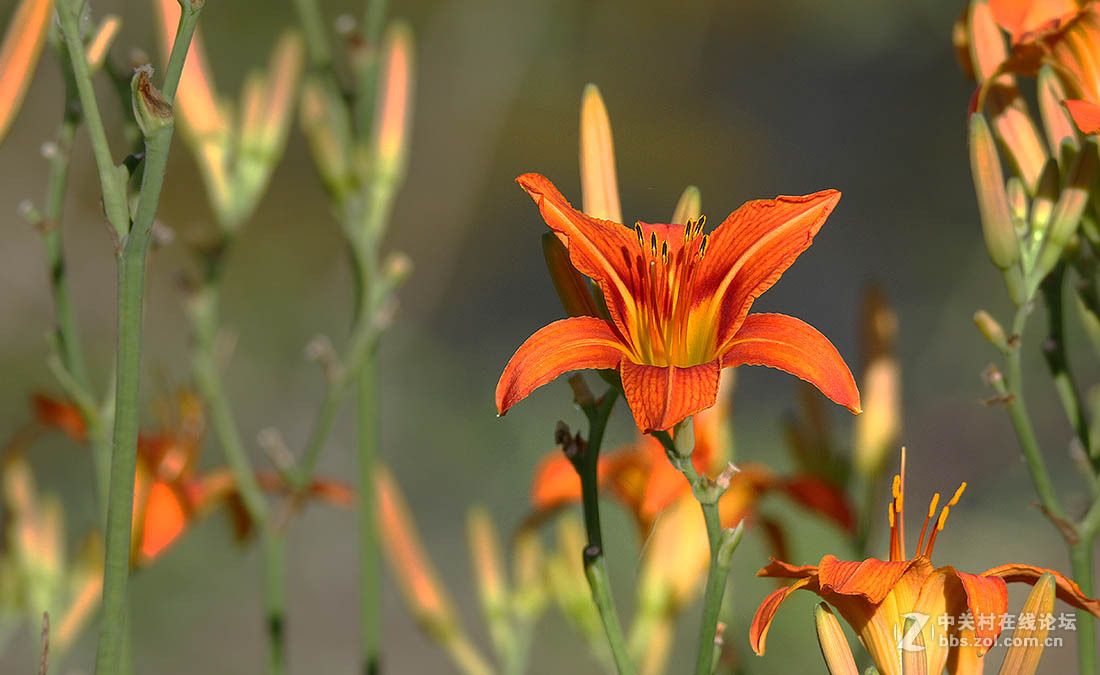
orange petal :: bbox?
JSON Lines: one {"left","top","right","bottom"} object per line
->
{"left": 516, "top": 173, "right": 640, "bottom": 339}
{"left": 693, "top": 190, "right": 841, "bottom": 351}
{"left": 154, "top": 0, "right": 225, "bottom": 138}
{"left": 619, "top": 359, "right": 721, "bottom": 432}
{"left": 0, "top": 0, "right": 53, "bottom": 145}
{"left": 32, "top": 395, "right": 87, "bottom": 444}
{"left": 983, "top": 563, "right": 1100, "bottom": 617}
{"left": 136, "top": 482, "right": 188, "bottom": 565}
{"left": 721, "top": 313, "right": 861, "bottom": 414}
{"left": 952, "top": 569, "right": 1009, "bottom": 651}
{"left": 530, "top": 453, "right": 583, "bottom": 510}
{"left": 817, "top": 555, "right": 920, "bottom": 604}
{"left": 1065, "top": 99, "right": 1100, "bottom": 134}
{"left": 497, "top": 316, "right": 627, "bottom": 415}
{"left": 638, "top": 449, "right": 693, "bottom": 520}
{"left": 756, "top": 557, "right": 820, "bottom": 580}
{"left": 779, "top": 475, "right": 855, "bottom": 532}
{"left": 989, "top": 0, "right": 1078, "bottom": 40}
{"left": 750, "top": 577, "right": 816, "bottom": 655}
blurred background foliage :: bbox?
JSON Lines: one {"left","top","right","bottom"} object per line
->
{"left": 0, "top": 0, "right": 1094, "bottom": 672}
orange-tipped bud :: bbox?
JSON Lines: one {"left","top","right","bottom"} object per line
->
{"left": 260, "top": 32, "right": 303, "bottom": 146}
{"left": 853, "top": 287, "right": 900, "bottom": 478}
{"left": 814, "top": 603, "right": 858, "bottom": 675}
{"left": 671, "top": 186, "right": 702, "bottom": 226}
{"left": 974, "top": 309, "right": 1008, "bottom": 350}
{"left": 1038, "top": 65, "right": 1079, "bottom": 160}
{"left": 997, "top": 573, "right": 1056, "bottom": 675}
{"left": 375, "top": 466, "right": 458, "bottom": 639}
{"left": 0, "top": 0, "right": 53, "bottom": 145}
{"left": 968, "top": 1, "right": 1048, "bottom": 191}
{"left": 1035, "top": 139, "right": 1097, "bottom": 278}
{"left": 85, "top": 16, "right": 123, "bottom": 74}
{"left": 300, "top": 76, "right": 355, "bottom": 198}
{"left": 579, "top": 84, "right": 622, "bottom": 222}
{"left": 367, "top": 23, "right": 414, "bottom": 180}
{"left": 466, "top": 506, "right": 507, "bottom": 612}
{"left": 542, "top": 233, "right": 600, "bottom": 318}
{"left": 969, "top": 113, "right": 1020, "bottom": 269}
{"left": 154, "top": 0, "right": 226, "bottom": 140}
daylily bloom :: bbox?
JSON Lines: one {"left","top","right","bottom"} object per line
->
{"left": 496, "top": 173, "right": 861, "bottom": 432}
{"left": 0, "top": 0, "right": 53, "bottom": 145}
{"left": 750, "top": 450, "right": 1100, "bottom": 675}
{"left": 989, "top": 0, "right": 1100, "bottom": 133}
{"left": 31, "top": 393, "right": 353, "bottom": 566}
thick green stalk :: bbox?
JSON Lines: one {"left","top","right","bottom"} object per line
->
{"left": 651, "top": 425, "right": 739, "bottom": 675}
{"left": 89, "top": 5, "right": 203, "bottom": 672}
{"left": 575, "top": 390, "right": 634, "bottom": 675}
{"left": 1070, "top": 540, "right": 1097, "bottom": 675}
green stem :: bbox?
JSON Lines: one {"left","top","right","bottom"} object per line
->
{"left": 291, "top": 0, "right": 334, "bottom": 71}
{"left": 357, "top": 356, "right": 381, "bottom": 675}
{"left": 998, "top": 303, "right": 1070, "bottom": 523}
{"left": 189, "top": 252, "right": 288, "bottom": 674}
{"left": 573, "top": 390, "right": 634, "bottom": 675}
{"left": 90, "top": 5, "right": 202, "bottom": 672}
{"left": 1070, "top": 540, "right": 1097, "bottom": 675}
{"left": 1040, "top": 269, "right": 1094, "bottom": 465}
{"left": 651, "top": 424, "right": 740, "bottom": 675}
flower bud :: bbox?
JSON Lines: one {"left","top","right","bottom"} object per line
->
{"left": 997, "top": 573, "right": 1056, "bottom": 675}
{"left": 814, "top": 603, "right": 858, "bottom": 675}
{"left": 1036, "top": 139, "right": 1097, "bottom": 278}
{"left": 85, "top": 16, "right": 122, "bottom": 74}
{"left": 969, "top": 113, "right": 1019, "bottom": 269}
{"left": 366, "top": 23, "right": 414, "bottom": 181}
{"left": 131, "top": 66, "right": 174, "bottom": 137}
{"left": 853, "top": 287, "right": 900, "bottom": 478}
{"left": 375, "top": 466, "right": 459, "bottom": 640}
{"left": 542, "top": 233, "right": 600, "bottom": 317}
{"left": 974, "top": 309, "right": 1008, "bottom": 350}
{"left": 671, "top": 185, "right": 701, "bottom": 225}
{"left": 511, "top": 527, "right": 546, "bottom": 617}
{"left": 0, "top": 0, "right": 53, "bottom": 144}
{"left": 580, "top": 84, "right": 622, "bottom": 222}
{"left": 1038, "top": 65, "right": 1079, "bottom": 161}
{"left": 467, "top": 506, "right": 507, "bottom": 614}
{"left": 1006, "top": 177, "right": 1028, "bottom": 232}
{"left": 300, "top": 76, "right": 355, "bottom": 199}
{"left": 1030, "top": 159, "right": 1060, "bottom": 239}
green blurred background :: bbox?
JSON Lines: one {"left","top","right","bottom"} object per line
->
{"left": 0, "top": 0, "right": 1095, "bottom": 672}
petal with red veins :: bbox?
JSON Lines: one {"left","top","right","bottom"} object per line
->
{"left": 620, "top": 359, "right": 721, "bottom": 432}
{"left": 496, "top": 317, "right": 627, "bottom": 415}
{"left": 983, "top": 563, "right": 1100, "bottom": 617}
{"left": 721, "top": 313, "right": 861, "bottom": 414}
{"left": 750, "top": 577, "right": 816, "bottom": 655}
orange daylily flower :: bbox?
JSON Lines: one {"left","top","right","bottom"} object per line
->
{"left": 991, "top": 0, "right": 1100, "bottom": 133}
{"left": 496, "top": 173, "right": 860, "bottom": 432}
{"left": 750, "top": 451, "right": 1100, "bottom": 675}
{"left": 530, "top": 375, "right": 852, "bottom": 539}
{"left": 32, "top": 394, "right": 353, "bottom": 566}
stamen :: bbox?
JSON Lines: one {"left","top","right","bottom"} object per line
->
{"left": 698, "top": 234, "right": 709, "bottom": 258}
{"left": 924, "top": 505, "right": 952, "bottom": 557}
{"left": 695, "top": 214, "right": 706, "bottom": 236}
{"left": 888, "top": 502, "right": 898, "bottom": 561}
{"left": 661, "top": 241, "right": 669, "bottom": 265}
{"left": 948, "top": 482, "right": 967, "bottom": 506}
{"left": 635, "top": 222, "right": 644, "bottom": 248}
{"left": 915, "top": 492, "right": 939, "bottom": 556}
{"left": 650, "top": 232, "right": 658, "bottom": 258}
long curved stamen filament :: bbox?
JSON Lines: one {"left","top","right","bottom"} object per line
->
{"left": 923, "top": 482, "right": 966, "bottom": 558}
{"left": 915, "top": 492, "right": 940, "bottom": 556}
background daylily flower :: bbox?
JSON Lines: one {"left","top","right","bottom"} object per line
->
{"left": 31, "top": 393, "right": 353, "bottom": 566}
{"left": 750, "top": 450, "right": 1100, "bottom": 675}
{"left": 496, "top": 172, "right": 860, "bottom": 432}
{"left": 989, "top": 0, "right": 1100, "bottom": 134}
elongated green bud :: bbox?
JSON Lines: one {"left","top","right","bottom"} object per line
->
{"left": 1036, "top": 139, "right": 1098, "bottom": 278}
{"left": 974, "top": 310, "right": 1007, "bottom": 350}
{"left": 671, "top": 185, "right": 701, "bottom": 225}
{"left": 815, "top": 604, "right": 858, "bottom": 675}
{"left": 969, "top": 113, "right": 1019, "bottom": 268}
{"left": 997, "top": 573, "right": 1056, "bottom": 675}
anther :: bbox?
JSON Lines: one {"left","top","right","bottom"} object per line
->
{"left": 698, "top": 234, "right": 709, "bottom": 258}
{"left": 650, "top": 232, "right": 658, "bottom": 258}
{"left": 635, "top": 222, "right": 644, "bottom": 247}
{"left": 661, "top": 241, "right": 669, "bottom": 265}
{"left": 948, "top": 482, "right": 967, "bottom": 506}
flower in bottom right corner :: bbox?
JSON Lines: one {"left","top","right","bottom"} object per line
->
{"left": 749, "top": 450, "right": 1100, "bottom": 675}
